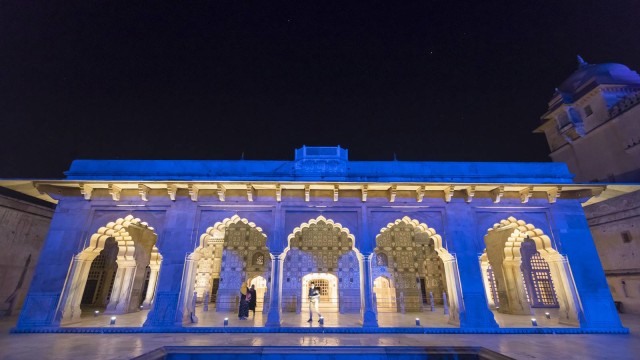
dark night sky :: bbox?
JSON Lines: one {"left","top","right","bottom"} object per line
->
{"left": 2, "top": 1, "right": 640, "bottom": 178}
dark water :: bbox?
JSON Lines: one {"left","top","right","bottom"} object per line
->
{"left": 133, "top": 346, "right": 513, "bottom": 360}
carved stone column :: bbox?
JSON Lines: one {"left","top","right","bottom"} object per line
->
{"left": 142, "top": 264, "right": 161, "bottom": 309}
{"left": 361, "top": 253, "right": 378, "bottom": 327}
{"left": 502, "top": 259, "right": 531, "bottom": 315}
{"left": 59, "top": 256, "right": 93, "bottom": 323}
{"left": 445, "top": 202, "right": 498, "bottom": 328}
{"left": 265, "top": 253, "right": 283, "bottom": 327}
{"left": 177, "top": 254, "right": 199, "bottom": 324}
{"left": 548, "top": 201, "right": 620, "bottom": 329}
{"left": 18, "top": 201, "right": 93, "bottom": 329}
{"left": 105, "top": 260, "right": 137, "bottom": 314}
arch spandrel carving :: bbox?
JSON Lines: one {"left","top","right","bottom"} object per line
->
{"left": 83, "top": 214, "right": 161, "bottom": 262}
{"left": 187, "top": 215, "right": 272, "bottom": 312}
{"left": 487, "top": 216, "right": 557, "bottom": 261}
{"left": 282, "top": 216, "right": 362, "bottom": 313}
{"left": 372, "top": 216, "right": 460, "bottom": 323}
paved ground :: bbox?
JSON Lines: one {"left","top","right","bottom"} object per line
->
{"left": 63, "top": 305, "right": 567, "bottom": 329}
{"left": 1, "top": 312, "right": 638, "bottom": 359}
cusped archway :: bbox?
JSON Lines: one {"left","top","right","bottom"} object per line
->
{"left": 59, "top": 215, "right": 162, "bottom": 324}
{"left": 282, "top": 216, "right": 362, "bottom": 314}
{"left": 180, "top": 215, "right": 271, "bottom": 324}
{"left": 483, "top": 216, "right": 582, "bottom": 326}
{"left": 373, "top": 216, "right": 461, "bottom": 325}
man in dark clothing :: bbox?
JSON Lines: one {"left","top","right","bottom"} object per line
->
{"left": 307, "top": 282, "right": 322, "bottom": 322}
{"left": 248, "top": 284, "right": 257, "bottom": 317}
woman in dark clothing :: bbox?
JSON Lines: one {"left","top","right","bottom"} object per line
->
{"left": 248, "top": 284, "right": 257, "bottom": 317}
{"left": 238, "top": 283, "right": 249, "bottom": 320}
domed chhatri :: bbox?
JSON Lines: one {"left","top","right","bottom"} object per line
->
{"left": 556, "top": 56, "right": 640, "bottom": 98}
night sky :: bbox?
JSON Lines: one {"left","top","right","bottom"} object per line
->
{"left": 2, "top": 1, "right": 640, "bottom": 178}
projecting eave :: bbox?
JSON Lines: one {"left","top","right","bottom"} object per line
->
{"left": 0, "top": 179, "right": 610, "bottom": 205}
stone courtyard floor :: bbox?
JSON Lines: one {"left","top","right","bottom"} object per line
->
{"left": 0, "top": 312, "right": 638, "bottom": 359}
{"left": 60, "top": 305, "right": 571, "bottom": 329}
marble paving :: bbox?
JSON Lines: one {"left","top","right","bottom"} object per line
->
{"left": 2, "top": 313, "right": 638, "bottom": 359}
{"left": 61, "top": 305, "right": 567, "bottom": 329}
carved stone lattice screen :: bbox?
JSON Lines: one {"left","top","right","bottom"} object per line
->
{"left": 282, "top": 220, "right": 361, "bottom": 313}
{"left": 373, "top": 222, "right": 447, "bottom": 312}
{"left": 194, "top": 239, "right": 223, "bottom": 301}
{"left": 520, "top": 240, "right": 559, "bottom": 308}
{"left": 81, "top": 241, "right": 118, "bottom": 307}
{"left": 216, "top": 222, "right": 271, "bottom": 312}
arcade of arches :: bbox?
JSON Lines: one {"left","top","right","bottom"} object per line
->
{"left": 51, "top": 214, "right": 589, "bottom": 329}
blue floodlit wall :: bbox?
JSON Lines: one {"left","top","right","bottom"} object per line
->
{"left": 14, "top": 147, "right": 624, "bottom": 333}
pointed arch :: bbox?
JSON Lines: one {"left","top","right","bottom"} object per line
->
{"left": 81, "top": 215, "right": 160, "bottom": 262}
{"left": 180, "top": 215, "right": 271, "bottom": 321}
{"left": 374, "top": 216, "right": 461, "bottom": 325}
{"left": 484, "top": 216, "right": 582, "bottom": 326}
{"left": 487, "top": 216, "right": 556, "bottom": 262}
{"left": 377, "top": 216, "right": 451, "bottom": 261}
{"left": 59, "top": 215, "right": 162, "bottom": 324}
{"left": 285, "top": 215, "right": 355, "bottom": 253}
{"left": 197, "top": 214, "right": 265, "bottom": 251}
{"left": 281, "top": 215, "right": 362, "bottom": 314}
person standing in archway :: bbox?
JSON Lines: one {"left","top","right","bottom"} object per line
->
{"left": 238, "top": 283, "right": 249, "bottom": 320}
{"left": 248, "top": 284, "right": 257, "bottom": 318}
{"left": 307, "top": 282, "right": 321, "bottom": 322}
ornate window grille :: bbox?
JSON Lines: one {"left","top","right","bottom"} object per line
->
{"left": 520, "top": 239, "right": 559, "bottom": 308}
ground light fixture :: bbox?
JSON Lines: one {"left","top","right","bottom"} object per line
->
{"left": 94, "top": 310, "right": 99, "bottom": 317}
{"left": 531, "top": 318, "right": 538, "bottom": 326}
{"left": 545, "top": 312, "right": 551, "bottom": 319}
{"left": 110, "top": 316, "right": 116, "bottom": 325}
{"left": 224, "top": 318, "right": 229, "bottom": 326}
{"left": 415, "top": 318, "right": 421, "bottom": 326}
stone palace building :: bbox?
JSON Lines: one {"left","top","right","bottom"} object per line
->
{"left": 2, "top": 146, "right": 625, "bottom": 333}
{"left": 535, "top": 57, "right": 640, "bottom": 315}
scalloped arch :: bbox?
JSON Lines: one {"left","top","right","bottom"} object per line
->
{"left": 376, "top": 216, "right": 448, "bottom": 256}
{"left": 197, "top": 214, "right": 267, "bottom": 250}
{"left": 487, "top": 216, "right": 557, "bottom": 260}
{"left": 287, "top": 215, "right": 355, "bottom": 243}
{"left": 82, "top": 214, "right": 161, "bottom": 262}
{"left": 282, "top": 215, "right": 360, "bottom": 258}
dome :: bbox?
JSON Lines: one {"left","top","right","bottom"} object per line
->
{"left": 557, "top": 57, "right": 640, "bottom": 96}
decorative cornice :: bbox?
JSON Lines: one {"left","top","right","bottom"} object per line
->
{"left": 24, "top": 180, "right": 610, "bottom": 205}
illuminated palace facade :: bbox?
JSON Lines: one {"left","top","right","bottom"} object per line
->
{"left": 13, "top": 146, "right": 624, "bottom": 332}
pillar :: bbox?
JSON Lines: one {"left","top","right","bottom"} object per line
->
{"left": 265, "top": 253, "right": 283, "bottom": 327}
{"left": 445, "top": 202, "right": 498, "bottom": 328}
{"left": 549, "top": 201, "right": 622, "bottom": 329}
{"left": 502, "top": 259, "right": 531, "bottom": 315}
{"left": 176, "top": 255, "right": 198, "bottom": 324}
{"left": 59, "top": 256, "right": 94, "bottom": 322}
{"left": 440, "top": 256, "right": 461, "bottom": 325}
{"left": 142, "top": 264, "right": 161, "bottom": 309}
{"left": 17, "top": 199, "right": 93, "bottom": 328}
{"left": 105, "top": 260, "right": 137, "bottom": 314}
{"left": 143, "top": 199, "right": 198, "bottom": 327}
{"left": 479, "top": 259, "right": 495, "bottom": 308}
{"left": 545, "top": 253, "right": 581, "bottom": 326}
{"left": 361, "top": 253, "right": 378, "bottom": 327}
